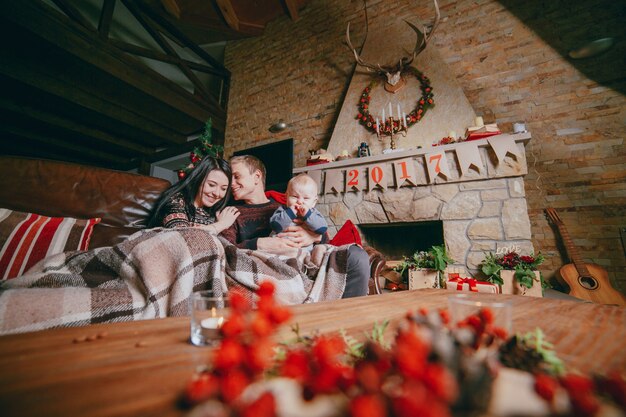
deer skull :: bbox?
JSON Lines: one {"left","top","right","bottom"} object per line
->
{"left": 346, "top": 0, "right": 440, "bottom": 93}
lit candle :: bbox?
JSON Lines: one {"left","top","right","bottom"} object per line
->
{"left": 201, "top": 317, "right": 224, "bottom": 329}
{"left": 200, "top": 316, "right": 224, "bottom": 339}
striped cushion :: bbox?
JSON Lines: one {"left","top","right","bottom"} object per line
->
{"left": 0, "top": 209, "right": 100, "bottom": 280}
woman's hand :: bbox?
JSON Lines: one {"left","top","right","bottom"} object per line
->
{"left": 211, "top": 206, "right": 240, "bottom": 234}
{"left": 278, "top": 225, "right": 321, "bottom": 247}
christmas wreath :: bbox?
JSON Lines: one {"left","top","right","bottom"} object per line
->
{"left": 177, "top": 119, "right": 224, "bottom": 180}
{"left": 356, "top": 67, "right": 434, "bottom": 136}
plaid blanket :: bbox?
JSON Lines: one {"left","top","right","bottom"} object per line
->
{"left": 0, "top": 228, "right": 348, "bottom": 335}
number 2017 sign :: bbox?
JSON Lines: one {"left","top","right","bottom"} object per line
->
{"left": 343, "top": 165, "right": 386, "bottom": 190}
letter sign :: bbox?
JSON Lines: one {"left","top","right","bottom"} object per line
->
{"left": 368, "top": 164, "right": 386, "bottom": 190}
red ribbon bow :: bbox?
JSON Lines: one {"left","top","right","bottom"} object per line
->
{"left": 449, "top": 276, "right": 479, "bottom": 292}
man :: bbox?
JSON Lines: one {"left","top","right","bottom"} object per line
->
{"left": 222, "top": 155, "right": 369, "bottom": 298}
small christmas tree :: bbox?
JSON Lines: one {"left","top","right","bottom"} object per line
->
{"left": 177, "top": 119, "right": 224, "bottom": 180}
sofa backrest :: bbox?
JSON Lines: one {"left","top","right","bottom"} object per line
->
{"left": 0, "top": 157, "right": 171, "bottom": 248}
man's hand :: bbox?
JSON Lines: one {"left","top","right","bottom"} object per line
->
{"left": 278, "top": 225, "right": 321, "bottom": 247}
{"left": 256, "top": 236, "right": 300, "bottom": 255}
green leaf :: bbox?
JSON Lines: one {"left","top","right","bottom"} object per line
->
{"left": 514, "top": 265, "right": 537, "bottom": 288}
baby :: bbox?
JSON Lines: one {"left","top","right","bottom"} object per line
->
{"left": 269, "top": 174, "right": 327, "bottom": 252}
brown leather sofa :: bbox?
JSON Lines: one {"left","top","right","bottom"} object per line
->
{"left": 0, "top": 156, "right": 171, "bottom": 249}
{"left": 0, "top": 156, "right": 386, "bottom": 294}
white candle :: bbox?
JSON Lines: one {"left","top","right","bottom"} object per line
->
{"left": 382, "top": 108, "right": 385, "bottom": 121}
{"left": 200, "top": 316, "right": 224, "bottom": 340}
{"left": 402, "top": 113, "right": 407, "bottom": 128}
{"left": 201, "top": 317, "right": 224, "bottom": 329}
{"left": 475, "top": 116, "right": 484, "bottom": 127}
{"left": 375, "top": 117, "right": 380, "bottom": 134}
{"left": 397, "top": 104, "right": 401, "bottom": 120}
{"left": 388, "top": 102, "right": 393, "bottom": 119}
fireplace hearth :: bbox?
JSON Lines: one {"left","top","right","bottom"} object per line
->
{"left": 358, "top": 221, "right": 444, "bottom": 260}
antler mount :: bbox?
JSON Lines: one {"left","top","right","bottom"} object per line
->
{"left": 346, "top": 0, "right": 440, "bottom": 94}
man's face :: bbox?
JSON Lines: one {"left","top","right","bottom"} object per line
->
{"left": 230, "top": 161, "right": 261, "bottom": 201}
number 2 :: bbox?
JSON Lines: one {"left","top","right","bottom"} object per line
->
{"left": 347, "top": 169, "right": 359, "bottom": 187}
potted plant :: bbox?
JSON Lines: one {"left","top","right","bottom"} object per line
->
{"left": 394, "top": 245, "right": 454, "bottom": 289}
{"left": 480, "top": 251, "right": 546, "bottom": 297}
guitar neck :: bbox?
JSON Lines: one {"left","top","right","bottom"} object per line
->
{"left": 555, "top": 223, "right": 590, "bottom": 276}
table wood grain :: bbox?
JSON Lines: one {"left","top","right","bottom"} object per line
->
{"left": 1, "top": 289, "right": 625, "bottom": 417}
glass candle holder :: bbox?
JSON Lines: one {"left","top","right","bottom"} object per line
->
{"left": 447, "top": 294, "right": 512, "bottom": 333}
{"left": 189, "top": 290, "right": 229, "bottom": 346}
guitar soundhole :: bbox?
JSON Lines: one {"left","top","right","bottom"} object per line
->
{"left": 578, "top": 276, "right": 598, "bottom": 290}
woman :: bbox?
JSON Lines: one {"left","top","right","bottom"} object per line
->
{"left": 148, "top": 156, "right": 239, "bottom": 234}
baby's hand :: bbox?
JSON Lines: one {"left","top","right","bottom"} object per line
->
{"left": 295, "top": 205, "right": 308, "bottom": 218}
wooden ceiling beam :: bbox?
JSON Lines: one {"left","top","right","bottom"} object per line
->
{"left": 1, "top": 125, "right": 131, "bottom": 165}
{"left": 122, "top": 0, "right": 213, "bottom": 102}
{"left": 0, "top": 46, "right": 188, "bottom": 146}
{"left": 98, "top": 0, "right": 116, "bottom": 39}
{"left": 0, "top": 98, "right": 155, "bottom": 155}
{"left": 0, "top": 1, "right": 226, "bottom": 131}
{"left": 111, "top": 40, "right": 223, "bottom": 75}
{"left": 283, "top": 0, "right": 300, "bottom": 21}
{"left": 50, "top": 0, "right": 93, "bottom": 30}
{"left": 215, "top": 0, "right": 239, "bottom": 31}
{"left": 136, "top": 1, "right": 230, "bottom": 76}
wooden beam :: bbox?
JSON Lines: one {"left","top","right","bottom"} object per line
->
{"left": 0, "top": 97, "right": 155, "bottom": 155}
{"left": 98, "top": 0, "right": 116, "bottom": 39}
{"left": 0, "top": 40, "right": 189, "bottom": 145}
{"left": 160, "top": 0, "right": 181, "bottom": 19}
{"left": 111, "top": 39, "right": 224, "bottom": 76}
{"left": 283, "top": 0, "right": 300, "bottom": 21}
{"left": 135, "top": 1, "right": 230, "bottom": 76}
{"left": 1, "top": 124, "right": 131, "bottom": 165}
{"left": 215, "top": 0, "right": 239, "bottom": 31}
{"left": 121, "top": 0, "right": 212, "bottom": 102}
{"left": 0, "top": 1, "right": 226, "bottom": 131}
{"left": 50, "top": 0, "right": 93, "bottom": 30}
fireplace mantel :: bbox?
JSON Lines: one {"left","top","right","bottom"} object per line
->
{"left": 294, "top": 132, "right": 535, "bottom": 278}
{"left": 294, "top": 132, "right": 531, "bottom": 192}
{"left": 296, "top": 132, "right": 530, "bottom": 174}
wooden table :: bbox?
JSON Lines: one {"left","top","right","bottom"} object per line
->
{"left": 1, "top": 290, "right": 625, "bottom": 417}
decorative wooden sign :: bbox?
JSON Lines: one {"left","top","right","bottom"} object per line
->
{"left": 393, "top": 158, "right": 418, "bottom": 187}
{"left": 455, "top": 142, "right": 483, "bottom": 177}
{"left": 345, "top": 166, "right": 365, "bottom": 191}
{"left": 311, "top": 136, "right": 525, "bottom": 195}
{"left": 368, "top": 164, "right": 387, "bottom": 190}
{"left": 425, "top": 151, "right": 450, "bottom": 182}
{"left": 324, "top": 169, "right": 344, "bottom": 194}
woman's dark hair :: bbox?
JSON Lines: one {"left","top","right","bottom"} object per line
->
{"left": 147, "top": 157, "right": 232, "bottom": 228}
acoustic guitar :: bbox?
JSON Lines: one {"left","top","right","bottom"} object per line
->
{"left": 545, "top": 208, "right": 626, "bottom": 306}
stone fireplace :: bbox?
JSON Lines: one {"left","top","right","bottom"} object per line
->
{"left": 294, "top": 133, "right": 534, "bottom": 277}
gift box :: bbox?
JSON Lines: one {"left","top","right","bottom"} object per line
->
{"left": 408, "top": 269, "right": 439, "bottom": 290}
{"left": 500, "top": 270, "right": 543, "bottom": 297}
{"left": 446, "top": 274, "right": 499, "bottom": 294}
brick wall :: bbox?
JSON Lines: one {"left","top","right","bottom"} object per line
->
{"left": 224, "top": 0, "right": 626, "bottom": 291}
